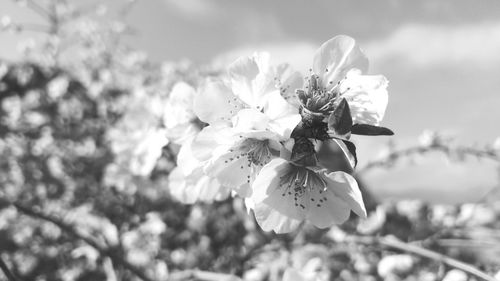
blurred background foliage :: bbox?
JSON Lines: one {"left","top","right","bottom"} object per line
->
{"left": 1, "top": 1, "right": 500, "bottom": 281}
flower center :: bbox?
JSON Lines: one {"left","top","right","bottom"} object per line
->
{"left": 279, "top": 164, "right": 329, "bottom": 209}
{"left": 298, "top": 74, "right": 338, "bottom": 115}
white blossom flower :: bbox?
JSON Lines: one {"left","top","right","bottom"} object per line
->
{"left": 194, "top": 52, "right": 300, "bottom": 129}
{"left": 250, "top": 157, "right": 366, "bottom": 233}
{"left": 191, "top": 53, "right": 301, "bottom": 194}
{"left": 298, "top": 35, "right": 388, "bottom": 126}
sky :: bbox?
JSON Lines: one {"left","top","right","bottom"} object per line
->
{"left": 1, "top": 0, "right": 500, "bottom": 203}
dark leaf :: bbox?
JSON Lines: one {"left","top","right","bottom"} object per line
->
{"left": 351, "top": 124, "right": 394, "bottom": 136}
{"left": 328, "top": 98, "right": 352, "bottom": 136}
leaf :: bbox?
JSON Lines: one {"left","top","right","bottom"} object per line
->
{"left": 328, "top": 98, "right": 352, "bottom": 137}
{"left": 333, "top": 139, "right": 357, "bottom": 168}
{"left": 351, "top": 124, "right": 394, "bottom": 136}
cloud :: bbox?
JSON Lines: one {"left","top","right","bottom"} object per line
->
{"left": 213, "top": 20, "right": 500, "bottom": 73}
{"left": 362, "top": 152, "right": 499, "bottom": 204}
{"left": 364, "top": 21, "right": 500, "bottom": 68}
{"left": 213, "top": 41, "right": 317, "bottom": 72}
{"left": 162, "top": 0, "right": 218, "bottom": 18}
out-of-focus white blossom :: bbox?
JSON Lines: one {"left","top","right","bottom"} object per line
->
{"left": 0, "top": 61, "right": 8, "bottom": 79}
{"left": 169, "top": 136, "right": 231, "bottom": 203}
{"left": 1, "top": 15, "right": 12, "bottom": 29}
{"left": 47, "top": 75, "right": 70, "bottom": 99}
{"left": 357, "top": 205, "right": 386, "bottom": 234}
{"left": 377, "top": 254, "right": 414, "bottom": 278}
{"left": 493, "top": 137, "right": 500, "bottom": 152}
{"left": 107, "top": 90, "right": 169, "bottom": 177}
{"left": 122, "top": 212, "right": 166, "bottom": 266}
{"left": 163, "top": 81, "right": 200, "bottom": 144}
{"left": 282, "top": 245, "right": 330, "bottom": 281}
{"left": 442, "top": 269, "right": 467, "bottom": 281}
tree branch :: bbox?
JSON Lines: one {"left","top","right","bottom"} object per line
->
{"left": 347, "top": 235, "right": 497, "bottom": 281}
{"left": 1, "top": 199, "right": 154, "bottom": 281}
{"left": 357, "top": 143, "right": 499, "bottom": 175}
{"left": 0, "top": 255, "right": 21, "bottom": 281}
{"left": 168, "top": 269, "right": 241, "bottom": 281}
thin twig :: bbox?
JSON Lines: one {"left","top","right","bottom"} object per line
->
{"left": 0, "top": 256, "right": 21, "bottom": 281}
{"left": 357, "top": 144, "right": 499, "bottom": 175}
{"left": 348, "top": 235, "right": 497, "bottom": 281}
{"left": 1, "top": 199, "right": 155, "bottom": 281}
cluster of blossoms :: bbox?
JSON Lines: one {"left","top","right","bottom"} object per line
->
{"left": 169, "top": 35, "right": 393, "bottom": 233}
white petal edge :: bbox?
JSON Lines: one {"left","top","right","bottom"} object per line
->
{"left": 312, "top": 35, "right": 369, "bottom": 91}
{"left": 340, "top": 72, "right": 389, "bottom": 126}
{"left": 322, "top": 171, "right": 367, "bottom": 218}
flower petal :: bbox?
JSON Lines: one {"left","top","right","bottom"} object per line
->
{"left": 313, "top": 35, "right": 369, "bottom": 91}
{"left": 194, "top": 79, "right": 244, "bottom": 124}
{"left": 191, "top": 124, "right": 237, "bottom": 162}
{"left": 322, "top": 171, "right": 367, "bottom": 218}
{"left": 304, "top": 184, "right": 351, "bottom": 228}
{"left": 176, "top": 137, "right": 201, "bottom": 176}
{"left": 195, "top": 172, "right": 232, "bottom": 202}
{"left": 340, "top": 71, "right": 389, "bottom": 126}
{"left": 253, "top": 202, "right": 302, "bottom": 233}
{"left": 229, "top": 52, "right": 275, "bottom": 109}
{"left": 252, "top": 159, "right": 305, "bottom": 221}
{"left": 165, "top": 123, "right": 199, "bottom": 145}
{"left": 263, "top": 91, "right": 301, "bottom": 139}
{"left": 232, "top": 108, "right": 270, "bottom": 132}
{"left": 251, "top": 158, "right": 289, "bottom": 202}
{"left": 204, "top": 149, "right": 253, "bottom": 190}
{"left": 275, "top": 63, "right": 304, "bottom": 108}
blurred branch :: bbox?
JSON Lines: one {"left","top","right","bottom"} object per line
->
{"left": 357, "top": 143, "right": 499, "bottom": 175}
{"left": 25, "top": 0, "right": 51, "bottom": 19}
{"left": 347, "top": 235, "right": 497, "bottom": 281}
{"left": 168, "top": 270, "right": 241, "bottom": 281}
{"left": 118, "top": 0, "right": 139, "bottom": 19}
{"left": 8, "top": 23, "right": 50, "bottom": 33}
{"left": 434, "top": 238, "right": 500, "bottom": 249}
{"left": 0, "top": 198, "right": 155, "bottom": 281}
{"left": 0, "top": 256, "right": 21, "bottom": 281}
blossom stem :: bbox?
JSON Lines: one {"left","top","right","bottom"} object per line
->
{"left": 347, "top": 235, "right": 497, "bottom": 281}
